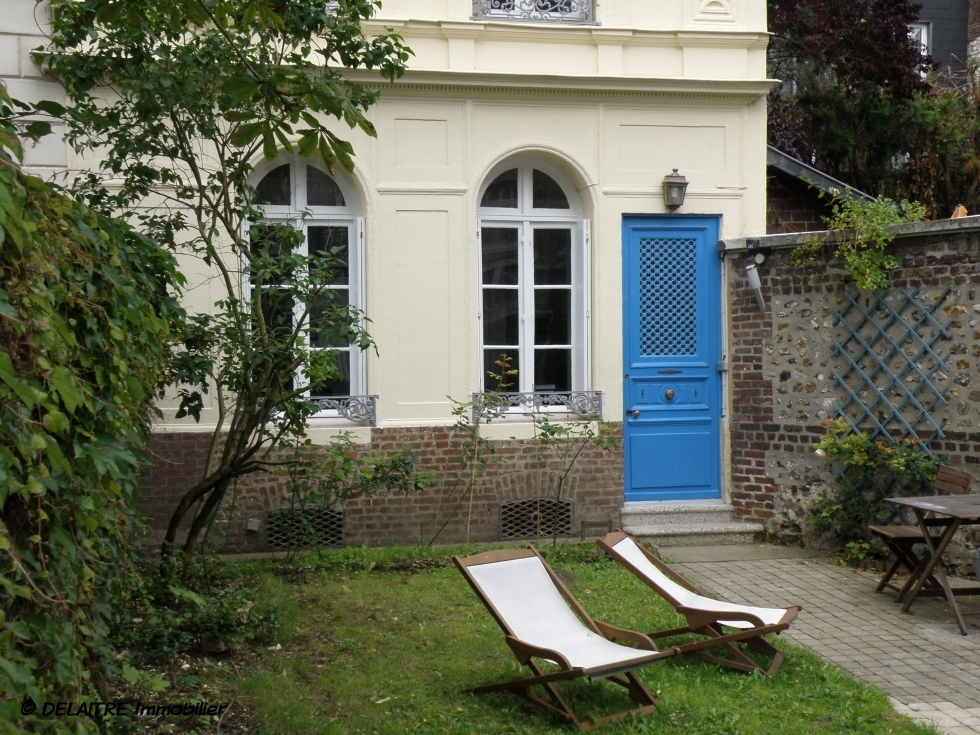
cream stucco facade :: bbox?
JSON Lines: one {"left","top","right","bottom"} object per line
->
{"left": 1, "top": 0, "right": 773, "bottom": 440}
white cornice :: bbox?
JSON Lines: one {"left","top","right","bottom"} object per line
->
{"left": 347, "top": 68, "right": 777, "bottom": 99}
{"left": 362, "top": 18, "right": 768, "bottom": 49}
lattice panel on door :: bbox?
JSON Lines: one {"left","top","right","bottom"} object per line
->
{"left": 638, "top": 238, "right": 697, "bottom": 355}
{"left": 832, "top": 288, "right": 951, "bottom": 456}
{"left": 500, "top": 498, "right": 573, "bottom": 539}
{"left": 266, "top": 507, "right": 344, "bottom": 549}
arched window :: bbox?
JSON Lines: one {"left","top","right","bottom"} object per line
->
{"left": 249, "top": 160, "right": 366, "bottom": 416}
{"left": 477, "top": 161, "right": 589, "bottom": 395}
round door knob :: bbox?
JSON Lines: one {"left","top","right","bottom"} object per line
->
{"left": 664, "top": 389, "right": 675, "bottom": 400}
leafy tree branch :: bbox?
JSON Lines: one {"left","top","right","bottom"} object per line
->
{"left": 37, "top": 0, "right": 414, "bottom": 563}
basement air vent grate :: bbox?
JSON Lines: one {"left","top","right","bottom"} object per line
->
{"left": 500, "top": 498, "right": 573, "bottom": 540}
{"left": 266, "top": 507, "right": 344, "bottom": 549}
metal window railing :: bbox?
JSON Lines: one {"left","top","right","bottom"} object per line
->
{"left": 471, "top": 391, "right": 602, "bottom": 422}
{"left": 309, "top": 395, "right": 378, "bottom": 426}
{"left": 472, "top": 0, "right": 594, "bottom": 24}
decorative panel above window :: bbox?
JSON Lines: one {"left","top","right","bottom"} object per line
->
{"left": 472, "top": 0, "right": 593, "bottom": 24}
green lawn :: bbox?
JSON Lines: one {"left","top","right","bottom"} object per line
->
{"left": 194, "top": 545, "right": 938, "bottom": 735}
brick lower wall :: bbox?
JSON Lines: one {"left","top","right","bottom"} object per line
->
{"left": 726, "top": 226, "right": 980, "bottom": 571}
{"left": 138, "top": 425, "right": 625, "bottom": 552}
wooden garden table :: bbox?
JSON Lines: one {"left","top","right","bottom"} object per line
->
{"left": 886, "top": 495, "right": 980, "bottom": 635}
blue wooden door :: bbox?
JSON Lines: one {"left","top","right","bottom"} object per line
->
{"left": 622, "top": 216, "right": 722, "bottom": 501}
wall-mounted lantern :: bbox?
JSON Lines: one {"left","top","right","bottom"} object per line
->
{"left": 663, "top": 169, "right": 689, "bottom": 211}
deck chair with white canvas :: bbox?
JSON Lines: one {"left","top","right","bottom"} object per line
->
{"left": 454, "top": 547, "right": 679, "bottom": 732}
{"left": 598, "top": 531, "right": 801, "bottom": 677}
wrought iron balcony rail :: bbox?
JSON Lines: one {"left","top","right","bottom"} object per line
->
{"left": 472, "top": 0, "right": 594, "bottom": 24}
{"left": 309, "top": 395, "right": 378, "bottom": 426}
{"left": 471, "top": 391, "right": 602, "bottom": 422}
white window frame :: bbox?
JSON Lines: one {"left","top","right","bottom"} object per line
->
{"left": 247, "top": 158, "right": 366, "bottom": 418}
{"left": 476, "top": 161, "right": 590, "bottom": 397}
{"left": 909, "top": 22, "right": 930, "bottom": 55}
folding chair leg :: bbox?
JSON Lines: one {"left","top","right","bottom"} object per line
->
{"left": 745, "top": 636, "right": 785, "bottom": 677}
{"left": 469, "top": 662, "right": 659, "bottom": 732}
{"left": 674, "top": 625, "right": 783, "bottom": 677}
{"left": 685, "top": 645, "right": 761, "bottom": 674}
{"left": 468, "top": 663, "right": 582, "bottom": 728}
{"left": 606, "top": 672, "right": 658, "bottom": 707}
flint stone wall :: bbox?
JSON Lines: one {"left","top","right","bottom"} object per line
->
{"left": 724, "top": 217, "right": 980, "bottom": 573}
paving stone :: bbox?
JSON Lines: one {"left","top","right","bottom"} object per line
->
{"left": 676, "top": 556, "right": 980, "bottom": 734}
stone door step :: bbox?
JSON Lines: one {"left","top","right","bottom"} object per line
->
{"left": 623, "top": 522, "right": 765, "bottom": 547}
{"left": 621, "top": 501, "right": 735, "bottom": 526}
{"left": 620, "top": 501, "right": 764, "bottom": 547}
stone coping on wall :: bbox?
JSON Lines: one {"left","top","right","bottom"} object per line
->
{"left": 720, "top": 215, "right": 980, "bottom": 253}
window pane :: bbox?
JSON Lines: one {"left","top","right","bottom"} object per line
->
{"left": 534, "top": 229, "right": 572, "bottom": 285}
{"left": 483, "top": 289, "right": 519, "bottom": 346}
{"left": 254, "top": 287, "right": 294, "bottom": 341}
{"left": 255, "top": 164, "right": 290, "bottom": 206}
{"left": 481, "top": 227, "right": 519, "bottom": 285}
{"left": 310, "top": 289, "right": 350, "bottom": 349}
{"left": 310, "top": 351, "right": 351, "bottom": 398}
{"left": 484, "top": 349, "right": 520, "bottom": 393}
{"left": 534, "top": 289, "right": 570, "bottom": 345}
{"left": 307, "top": 166, "right": 346, "bottom": 207}
{"left": 532, "top": 169, "right": 569, "bottom": 209}
{"left": 534, "top": 349, "right": 571, "bottom": 392}
{"left": 308, "top": 226, "right": 349, "bottom": 285}
{"left": 480, "top": 168, "right": 518, "bottom": 208}
{"left": 249, "top": 226, "right": 294, "bottom": 283}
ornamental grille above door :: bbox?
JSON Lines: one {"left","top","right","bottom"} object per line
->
{"left": 832, "top": 288, "right": 951, "bottom": 456}
{"left": 638, "top": 238, "right": 698, "bottom": 356}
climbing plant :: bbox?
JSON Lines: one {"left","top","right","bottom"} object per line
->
{"left": 0, "top": 84, "right": 184, "bottom": 731}
{"left": 790, "top": 190, "right": 926, "bottom": 291}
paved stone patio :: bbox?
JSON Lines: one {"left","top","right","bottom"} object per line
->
{"left": 660, "top": 546, "right": 980, "bottom": 735}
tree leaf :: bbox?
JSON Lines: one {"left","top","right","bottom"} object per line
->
{"left": 222, "top": 75, "right": 260, "bottom": 103}
{"left": 49, "top": 366, "right": 82, "bottom": 414}
{"left": 0, "top": 352, "right": 35, "bottom": 409}
{"left": 42, "top": 409, "right": 70, "bottom": 435}
{"left": 4, "top": 621, "right": 30, "bottom": 639}
{"left": 32, "top": 100, "right": 66, "bottom": 118}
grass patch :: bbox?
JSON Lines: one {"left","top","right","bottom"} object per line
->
{"left": 190, "top": 544, "right": 938, "bottom": 735}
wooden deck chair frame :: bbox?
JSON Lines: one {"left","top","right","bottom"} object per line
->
{"left": 869, "top": 464, "right": 973, "bottom": 597}
{"left": 598, "top": 531, "right": 801, "bottom": 677}
{"left": 454, "top": 547, "right": 678, "bottom": 732}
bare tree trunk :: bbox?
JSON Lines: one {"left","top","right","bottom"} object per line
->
{"left": 183, "top": 476, "right": 231, "bottom": 555}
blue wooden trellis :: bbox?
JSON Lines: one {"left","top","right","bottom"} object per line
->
{"left": 831, "top": 287, "right": 952, "bottom": 458}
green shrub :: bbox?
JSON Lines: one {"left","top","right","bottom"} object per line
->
{"left": 808, "top": 419, "right": 941, "bottom": 555}
{"left": 0, "top": 86, "right": 184, "bottom": 733}
{"left": 111, "top": 556, "right": 280, "bottom": 666}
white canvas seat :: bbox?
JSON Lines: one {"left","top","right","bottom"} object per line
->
{"left": 598, "top": 531, "right": 802, "bottom": 677}
{"left": 607, "top": 535, "right": 789, "bottom": 629}
{"left": 468, "top": 555, "right": 664, "bottom": 674}
{"left": 454, "top": 547, "right": 678, "bottom": 732}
